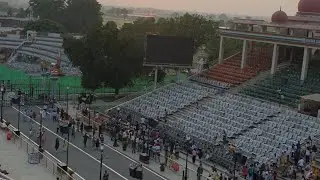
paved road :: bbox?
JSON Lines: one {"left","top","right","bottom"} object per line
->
{"left": 3, "top": 106, "right": 165, "bottom": 180}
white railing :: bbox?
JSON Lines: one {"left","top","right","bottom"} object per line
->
{"left": 0, "top": 172, "right": 14, "bottom": 180}
{"left": 1, "top": 120, "right": 85, "bottom": 180}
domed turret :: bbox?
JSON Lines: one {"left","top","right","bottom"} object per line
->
{"left": 298, "top": 0, "right": 320, "bottom": 13}
{"left": 271, "top": 9, "right": 288, "bottom": 23}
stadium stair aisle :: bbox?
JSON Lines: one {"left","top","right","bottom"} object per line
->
{"left": 201, "top": 47, "right": 272, "bottom": 86}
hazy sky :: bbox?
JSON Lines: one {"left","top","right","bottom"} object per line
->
{"left": 98, "top": 0, "right": 301, "bottom": 16}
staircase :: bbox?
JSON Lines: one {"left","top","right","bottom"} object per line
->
{"left": 7, "top": 40, "right": 27, "bottom": 64}
{"left": 202, "top": 47, "right": 272, "bottom": 86}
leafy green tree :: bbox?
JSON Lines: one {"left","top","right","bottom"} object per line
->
{"left": 63, "top": 0, "right": 102, "bottom": 33}
{"left": 29, "top": 0, "right": 102, "bottom": 33}
{"left": 64, "top": 21, "right": 142, "bottom": 94}
{"left": 218, "top": 13, "right": 228, "bottom": 21}
{"left": 16, "top": 8, "right": 27, "bottom": 18}
{"left": 7, "top": 8, "right": 13, "bottom": 17}
{"left": 29, "top": 0, "right": 65, "bottom": 21}
{"left": 23, "top": 19, "right": 66, "bottom": 33}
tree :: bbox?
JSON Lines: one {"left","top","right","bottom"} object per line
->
{"left": 121, "top": 8, "right": 128, "bottom": 19}
{"left": 218, "top": 13, "right": 228, "bottom": 21}
{"left": 64, "top": 21, "right": 142, "bottom": 94}
{"left": 16, "top": 8, "right": 27, "bottom": 18}
{"left": 29, "top": 0, "right": 102, "bottom": 33}
{"left": 63, "top": 0, "right": 102, "bottom": 33}
{"left": 23, "top": 19, "right": 66, "bottom": 33}
{"left": 29, "top": 0, "right": 66, "bottom": 21}
{"left": 7, "top": 8, "right": 13, "bottom": 17}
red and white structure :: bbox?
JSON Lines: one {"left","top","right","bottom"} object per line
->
{"left": 214, "top": 0, "right": 320, "bottom": 84}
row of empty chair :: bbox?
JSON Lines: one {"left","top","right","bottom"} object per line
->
{"left": 124, "top": 82, "right": 215, "bottom": 119}
{"left": 190, "top": 76, "right": 231, "bottom": 89}
{"left": 159, "top": 83, "right": 320, "bottom": 165}
{"left": 202, "top": 47, "right": 272, "bottom": 85}
{"left": 241, "top": 62, "right": 320, "bottom": 107}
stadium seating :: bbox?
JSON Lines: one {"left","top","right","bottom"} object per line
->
{"left": 0, "top": 34, "right": 80, "bottom": 75}
{"left": 190, "top": 76, "right": 231, "bottom": 89}
{"left": 241, "top": 62, "right": 320, "bottom": 107}
{"left": 123, "top": 82, "right": 215, "bottom": 119}
{"left": 0, "top": 38, "right": 23, "bottom": 49}
{"left": 119, "top": 78, "right": 320, "bottom": 166}
{"left": 201, "top": 47, "right": 272, "bottom": 85}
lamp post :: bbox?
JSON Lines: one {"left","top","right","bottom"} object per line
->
{"left": 88, "top": 104, "right": 91, "bottom": 126}
{"left": 184, "top": 135, "right": 191, "bottom": 180}
{"left": 39, "top": 108, "right": 43, "bottom": 152}
{"left": 17, "top": 92, "right": 21, "bottom": 131}
{"left": 66, "top": 122, "right": 72, "bottom": 169}
{"left": 66, "top": 87, "right": 69, "bottom": 120}
{"left": 99, "top": 145, "right": 104, "bottom": 180}
{"left": 0, "top": 85, "right": 5, "bottom": 123}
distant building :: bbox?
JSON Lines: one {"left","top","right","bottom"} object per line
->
{"left": 218, "top": 0, "right": 320, "bottom": 82}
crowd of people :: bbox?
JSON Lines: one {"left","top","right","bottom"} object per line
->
{"left": 16, "top": 97, "right": 320, "bottom": 180}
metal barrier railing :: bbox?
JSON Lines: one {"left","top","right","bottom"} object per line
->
{"left": 0, "top": 172, "right": 14, "bottom": 180}
{"left": 1, "top": 120, "right": 85, "bottom": 180}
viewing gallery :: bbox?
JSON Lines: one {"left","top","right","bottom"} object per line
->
{"left": 108, "top": 0, "right": 320, "bottom": 178}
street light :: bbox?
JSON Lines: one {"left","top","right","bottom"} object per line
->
{"left": 184, "top": 135, "right": 191, "bottom": 180}
{"left": 66, "top": 122, "right": 72, "bottom": 169}
{"left": 39, "top": 108, "right": 43, "bottom": 152}
{"left": 0, "top": 85, "right": 5, "bottom": 123}
{"left": 99, "top": 145, "right": 104, "bottom": 180}
{"left": 17, "top": 92, "right": 21, "bottom": 135}
{"left": 66, "top": 87, "right": 69, "bottom": 120}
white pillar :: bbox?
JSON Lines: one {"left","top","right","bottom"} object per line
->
{"left": 241, "top": 40, "right": 247, "bottom": 69}
{"left": 301, "top": 47, "right": 309, "bottom": 81}
{"left": 218, "top": 36, "right": 224, "bottom": 64}
{"left": 271, "top": 44, "right": 279, "bottom": 75}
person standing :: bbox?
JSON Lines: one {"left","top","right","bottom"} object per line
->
{"left": 92, "top": 126, "right": 96, "bottom": 137}
{"left": 55, "top": 137, "right": 60, "bottom": 152}
{"left": 192, "top": 149, "right": 197, "bottom": 164}
{"left": 132, "top": 137, "right": 137, "bottom": 154}
{"left": 71, "top": 125, "right": 75, "bottom": 139}
{"left": 83, "top": 133, "right": 88, "bottom": 148}
{"left": 52, "top": 110, "right": 57, "bottom": 122}
{"left": 196, "top": 163, "right": 203, "bottom": 180}
{"left": 80, "top": 122, "right": 84, "bottom": 133}
{"left": 100, "top": 134, "right": 104, "bottom": 145}
{"left": 306, "top": 147, "right": 311, "bottom": 164}
{"left": 248, "top": 164, "right": 254, "bottom": 180}
{"left": 76, "top": 118, "right": 80, "bottom": 132}
{"left": 56, "top": 124, "right": 60, "bottom": 134}
{"left": 103, "top": 170, "right": 109, "bottom": 180}
{"left": 95, "top": 138, "right": 100, "bottom": 150}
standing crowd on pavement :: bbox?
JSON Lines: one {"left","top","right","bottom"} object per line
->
{"left": 19, "top": 97, "right": 320, "bottom": 180}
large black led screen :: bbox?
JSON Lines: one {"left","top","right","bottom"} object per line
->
{"left": 145, "top": 35, "right": 193, "bottom": 67}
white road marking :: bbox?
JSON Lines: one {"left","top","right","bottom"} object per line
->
{"left": 3, "top": 118, "right": 85, "bottom": 180}
{"left": 34, "top": 105, "right": 169, "bottom": 180}
{"left": 11, "top": 106, "right": 129, "bottom": 180}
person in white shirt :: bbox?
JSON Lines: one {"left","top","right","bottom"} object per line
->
{"left": 298, "top": 158, "right": 304, "bottom": 169}
{"left": 130, "top": 134, "right": 135, "bottom": 146}
{"left": 306, "top": 148, "right": 311, "bottom": 163}
{"left": 40, "top": 109, "right": 46, "bottom": 120}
